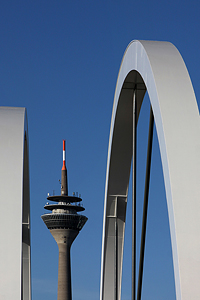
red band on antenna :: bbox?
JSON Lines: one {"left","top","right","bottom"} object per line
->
{"left": 62, "top": 140, "right": 66, "bottom": 170}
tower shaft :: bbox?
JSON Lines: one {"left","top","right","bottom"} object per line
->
{"left": 57, "top": 244, "right": 71, "bottom": 300}
{"left": 50, "top": 228, "right": 79, "bottom": 300}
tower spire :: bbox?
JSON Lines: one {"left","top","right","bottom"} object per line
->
{"left": 62, "top": 139, "right": 66, "bottom": 170}
{"left": 61, "top": 140, "right": 68, "bottom": 196}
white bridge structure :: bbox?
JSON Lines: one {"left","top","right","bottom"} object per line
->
{"left": 100, "top": 40, "right": 200, "bottom": 300}
{"left": 0, "top": 107, "right": 31, "bottom": 300}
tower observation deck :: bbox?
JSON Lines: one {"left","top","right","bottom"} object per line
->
{"left": 41, "top": 140, "right": 88, "bottom": 300}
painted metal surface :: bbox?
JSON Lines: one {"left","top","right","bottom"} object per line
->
{"left": 0, "top": 107, "right": 31, "bottom": 299}
{"left": 100, "top": 41, "right": 200, "bottom": 300}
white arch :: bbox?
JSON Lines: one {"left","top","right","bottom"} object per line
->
{"left": 0, "top": 107, "right": 31, "bottom": 299}
{"left": 100, "top": 41, "right": 200, "bottom": 300}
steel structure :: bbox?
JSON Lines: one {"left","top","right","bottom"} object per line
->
{"left": 100, "top": 41, "right": 200, "bottom": 300}
{"left": 0, "top": 107, "right": 31, "bottom": 300}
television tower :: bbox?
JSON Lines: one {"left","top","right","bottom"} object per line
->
{"left": 41, "top": 140, "right": 88, "bottom": 300}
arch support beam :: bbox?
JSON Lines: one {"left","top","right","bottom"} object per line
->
{"left": 0, "top": 107, "right": 31, "bottom": 300}
{"left": 100, "top": 40, "right": 200, "bottom": 300}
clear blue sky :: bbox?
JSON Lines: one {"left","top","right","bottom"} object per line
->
{"left": 0, "top": 1, "right": 200, "bottom": 300}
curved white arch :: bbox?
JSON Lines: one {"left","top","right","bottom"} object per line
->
{"left": 0, "top": 107, "right": 31, "bottom": 299}
{"left": 100, "top": 41, "right": 200, "bottom": 300}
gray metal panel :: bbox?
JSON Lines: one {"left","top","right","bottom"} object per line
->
{"left": 0, "top": 107, "right": 31, "bottom": 299}
{"left": 100, "top": 41, "right": 200, "bottom": 300}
